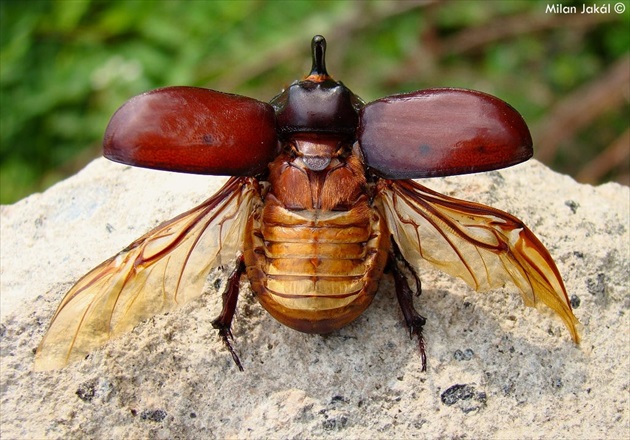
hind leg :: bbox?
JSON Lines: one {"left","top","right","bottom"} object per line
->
{"left": 389, "top": 241, "right": 427, "bottom": 372}
{"left": 211, "top": 257, "right": 246, "bottom": 371}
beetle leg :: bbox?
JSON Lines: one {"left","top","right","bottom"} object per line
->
{"left": 390, "top": 241, "right": 427, "bottom": 372}
{"left": 211, "top": 257, "right": 245, "bottom": 371}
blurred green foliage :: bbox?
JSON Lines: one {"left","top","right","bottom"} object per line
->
{"left": 1, "top": 0, "right": 628, "bottom": 204}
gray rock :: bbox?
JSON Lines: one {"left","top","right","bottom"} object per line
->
{"left": 1, "top": 158, "right": 628, "bottom": 439}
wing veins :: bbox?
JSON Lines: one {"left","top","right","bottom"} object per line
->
{"left": 392, "top": 182, "right": 487, "bottom": 289}
{"left": 378, "top": 178, "right": 580, "bottom": 342}
{"left": 35, "top": 177, "right": 257, "bottom": 370}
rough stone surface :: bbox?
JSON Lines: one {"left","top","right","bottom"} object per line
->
{"left": 1, "top": 158, "right": 628, "bottom": 439}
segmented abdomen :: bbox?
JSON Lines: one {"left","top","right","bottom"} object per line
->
{"left": 244, "top": 198, "right": 389, "bottom": 334}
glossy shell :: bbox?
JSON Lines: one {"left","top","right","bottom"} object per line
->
{"left": 358, "top": 88, "right": 533, "bottom": 179}
{"left": 103, "top": 86, "right": 278, "bottom": 176}
{"left": 271, "top": 79, "right": 361, "bottom": 138}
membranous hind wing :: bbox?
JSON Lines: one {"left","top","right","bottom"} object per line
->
{"left": 34, "top": 177, "right": 259, "bottom": 370}
{"left": 377, "top": 179, "right": 579, "bottom": 342}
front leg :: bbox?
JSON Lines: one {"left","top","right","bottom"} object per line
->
{"left": 211, "top": 257, "right": 246, "bottom": 371}
{"left": 390, "top": 241, "right": 427, "bottom": 372}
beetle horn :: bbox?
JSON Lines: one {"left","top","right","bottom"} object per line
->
{"left": 307, "top": 35, "right": 330, "bottom": 81}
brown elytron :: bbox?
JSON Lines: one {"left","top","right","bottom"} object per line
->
{"left": 34, "top": 35, "right": 579, "bottom": 372}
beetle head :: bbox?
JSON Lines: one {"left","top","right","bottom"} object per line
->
{"left": 271, "top": 35, "right": 363, "bottom": 140}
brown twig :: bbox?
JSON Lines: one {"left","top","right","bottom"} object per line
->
{"left": 534, "top": 54, "right": 630, "bottom": 162}
{"left": 213, "top": 0, "right": 437, "bottom": 92}
{"left": 437, "top": 10, "right": 619, "bottom": 56}
{"left": 576, "top": 128, "right": 630, "bottom": 184}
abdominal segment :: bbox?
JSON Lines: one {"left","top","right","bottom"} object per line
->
{"left": 244, "top": 197, "right": 389, "bottom": 334}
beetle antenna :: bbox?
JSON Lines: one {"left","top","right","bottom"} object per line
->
{"left": 308, "top": 35, "right": 330, "bottom": 80}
